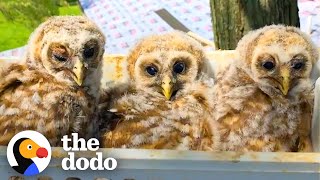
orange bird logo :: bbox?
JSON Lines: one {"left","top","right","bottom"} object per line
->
{"left": 12, "top": 138, "right": 48, "bottom": 176}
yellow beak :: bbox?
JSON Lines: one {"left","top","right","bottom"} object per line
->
{"left": 280, "top": 68, "right": 290, "bottom": 95}
{"left": 161, "top": 76, "right": 174, "bottom": 100}
{"left": 72, "top": 59, "right": 85, "bottom": 86}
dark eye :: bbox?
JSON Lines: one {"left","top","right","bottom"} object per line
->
{"left": 173, "top": 62, "right": 185, "bottom": 74}
{"left": 83, "top": 47, "right": 95, "bottom": 59}
{"left": 145, "top": 66, "right": 158, "bottom": 76}
{"left": 292, "top": 61, "right": 305, "bottom": 70}
{"left": 27, "top": 145, "right": 32, "bottom": 150}
{"left": 262, "top": 61, "right": 275, "bottom": 70}
{"left": 53, "top": 54, "right": 67, "bottom": 62}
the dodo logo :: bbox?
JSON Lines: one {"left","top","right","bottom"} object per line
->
{"left": 7, "top": 131, "right": 51, "bottom": 176}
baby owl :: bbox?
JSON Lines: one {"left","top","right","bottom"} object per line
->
{"left": 213, "top": 25, "right": 318, "bottom": 152}
{"left": 100, "top": 31, "right": 219, "bottom": 151}
{"left": 0, "top": 16, "right": 105, "bottom": 146}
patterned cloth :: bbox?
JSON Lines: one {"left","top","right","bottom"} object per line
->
{"left": 298, "top": 0, "right": 320, "bottom": 46}
{"left": 0, "top": 0, "right": 319, "bottom": 58}
{"left": 79, "top": 0, "right": 212, "bottom": 54}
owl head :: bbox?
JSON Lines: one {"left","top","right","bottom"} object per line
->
{"left": 127, "top": 31, "right": 206, "bottom": 100}
{"left": 236, "top": 25, "right": 319, "bottom": 97}
{"left": 26, "top": 16, "right": 105, "bottom": 96}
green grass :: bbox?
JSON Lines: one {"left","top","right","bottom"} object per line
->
{"left": 0, "top": 5, "right": 82, "bottom": 52}
{"left": 0, "top": 13, "right": 33, "bottom": 51}
{"left": 59, "top": 5, "right": 82, "bottom": 15}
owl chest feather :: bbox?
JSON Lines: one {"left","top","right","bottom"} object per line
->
{"left": 102, "top": 86, "right": 218, "bottom": 151}
{"left": 219, "top": 88, "right": 301, "bottom": 152}
{"left": 215, "top": 66, "right": 303, "bottom": 151}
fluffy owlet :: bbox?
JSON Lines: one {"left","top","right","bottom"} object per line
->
{"left": 0, "top": 16, "right": 105, "bottom": 146}
{"left": 213, "top": 25, "right": 318, "bottom": 152}
{"left": 100, "top": 32, "right": 219, "bottom": 151}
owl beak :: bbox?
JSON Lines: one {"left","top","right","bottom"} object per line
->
{"left": 72, "top": 59, "right": 85, "bottom": 86}
{"left": 280, "top": 68, "right": 290, "bottom": 95}
{"left": 161, "top": 76, "right": 174, "bottom": 100}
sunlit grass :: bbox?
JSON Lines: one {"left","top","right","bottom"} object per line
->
{"left": 0, "top": 5, "right": 82, "bottom": 52}
{"left": 0, "top": 13, "right": 32, "bottom": 51}
{"left": 59, "top": 5, "right": 82, "bottom": 15}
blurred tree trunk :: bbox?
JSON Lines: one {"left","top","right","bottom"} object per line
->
{"left": 210, "top": 0, "right": 300, "bottom": 50}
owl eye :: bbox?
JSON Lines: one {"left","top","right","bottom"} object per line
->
{"left": 262, "top": 61, "right": 275, "bottom": 70}
{"left": 83, "top": 47, "right": 95, "bottom": 59}
{"left": 53, "top": 53, "right": 67, "bottom": 62}
{"left": 27, "top": 145, "right": 32, "bottom": 150}
{"left": 50, "top": 44, "right": 69, "bottom": 62}
{"left": 145, "top": 66, "right": 158, "bottom": 76}
{"left": 292, "top": 62, "right": 305, "bottom": 70}
{"left": 173, "top": 62, "right": 185, "bottom": 74}
{"left": 291, "top": 57, "right": 305, "bottom": 70}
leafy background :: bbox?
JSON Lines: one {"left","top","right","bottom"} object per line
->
{"left": 0, "top": 0, "right": 81, "bottom": 51}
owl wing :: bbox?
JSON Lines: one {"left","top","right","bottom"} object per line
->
{"left": 0, "top": 63, "right": 26, "bottom": 95}
{"left": 212, "top": 65, "right": 283, "bottom": 151}
{"left": 101, "top": 91, "right": 167, "bottom": 148}
{"left": 0, "top": 63, "right": 93, "bottom": 146}
{"left": 0, "top": 63, "right": 28, "bottom": 144}
{"left": 296, "top": 99, "right": 313, "bottom": 152}
{"left": 213, "top": 85, "right": 271, "bottom": 151}
{"left": 213, "top": 65, "right": 257, "bottom": 121}
{"left": 99, "top": 82, "right": 130, "bottom": 110}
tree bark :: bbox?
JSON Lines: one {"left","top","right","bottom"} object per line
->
{"left": 210, "top": 0, "right": 300, "bottom": 50}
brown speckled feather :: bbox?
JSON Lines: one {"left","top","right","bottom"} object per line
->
{"left": 297, "top": 100, "right": 313, "bottom": 152}
{"left": 102, "top": 80, "right": 219, "bottom": 151}
{"left": 0, "top": 63, "right": 94, "bottom": 146}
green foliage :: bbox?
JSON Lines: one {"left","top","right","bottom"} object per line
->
{"left": 0, "top": 0, "right": 59, "bottom": 29}
{"left": 59, "top": 5, "right": 82, "bottom": 15}
{"left": 66, "top": 0, "right": 79, "bottom": 4}
{"left": 0, "top": 13, "right": 32, "bottom": 51}
{"left": 0, "top": 1, "right": 82, "bottom": 51}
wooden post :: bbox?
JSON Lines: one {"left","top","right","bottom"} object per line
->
{"left": 210, "top": 0, "right": 300, "bottom": 50}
